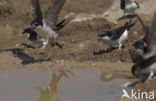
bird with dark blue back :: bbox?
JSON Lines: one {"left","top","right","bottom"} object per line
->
{"left": 98, "top": 21, "right": 136, "bottom": 51}
{"left": 131, "top": 11, "right": 156, "bottom": 83}
{"left": 120, "top": 0, "right": 139, "bottom": 16}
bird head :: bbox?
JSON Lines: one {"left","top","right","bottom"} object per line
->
{"left": 31, "top": 17, "right": 43, "bottom": 28}
{"left": 22, "top": 28, "right": 37, "bottom": 40}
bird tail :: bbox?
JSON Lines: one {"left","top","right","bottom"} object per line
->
{"left": 56, "top": 17, "right": 73, "bottom": 31}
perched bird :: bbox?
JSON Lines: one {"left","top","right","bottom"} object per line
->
{"left": 98, "top": 21, "right": 135, "bottom": 51}
{"left": 30, "top": 0, "right": 71, "bottom": 48}
{"left": 120, "top": 0, "right": 139, "bottom": 16}
{"left": 131, "top": 11, "right": 156, "bottom": 82}
{"left": 23, "top": 27, "right": 48, "bottom": 48}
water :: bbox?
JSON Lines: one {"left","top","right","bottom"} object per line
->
{"left": 0, "top": 69, "right": 128, "bottom": 101}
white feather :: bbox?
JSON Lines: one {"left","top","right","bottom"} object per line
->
{"left": 118, "top": 29, "right": 128, "bottom": 43}
{"left": 41, "top": 20, "right": 57, "bottom": 38}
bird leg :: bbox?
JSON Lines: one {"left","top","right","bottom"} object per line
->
{"left": 118, "top": 43, "right": 122, "bottom": 50}
{"left": 55, "top": 42, "right": 63, "bottom": 49}
{"left": 50, "top": 40, "right": 63, "bottom": 49}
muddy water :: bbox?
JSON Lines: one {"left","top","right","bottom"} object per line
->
{"left": 0, "top": 69, "right": 129, "bottom": 101}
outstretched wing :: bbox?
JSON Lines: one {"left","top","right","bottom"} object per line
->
{"left": 44, "top": 0, "right": 65, "bottom": 28}
{"left": 31, "top": 0, "right": 43, "bottom": 19}
{"left": 146, "top": 11, "right": 156, "bottom": 54}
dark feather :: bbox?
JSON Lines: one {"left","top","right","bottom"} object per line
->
{"left": 56, "top": 17, "right": 72, "bottom": 31}
{"left": 146, "top": 11, "right": 156, "bottom": 53}
{"left": 129, "top": 49, "right": 144, "bottom": 64}
{"left": 120, "top": 0, "right": 125, "bottom": 10}
{"left": 109, "top": 29, "right": 125, "bottom": 40}
{"left": 45, "top": 0, "right": 65, "bottom": 28}
{"left": 110, "top": 22, "right": 135, "bottom": 40}
{"left": 31, "top": 0, "right": 43, "bottom": 19}
{"left": 132, "top": 55, "right": 156, "bottom": 76}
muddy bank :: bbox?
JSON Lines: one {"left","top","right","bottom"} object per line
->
{"left": 0, "top": 0, "right": 156, "bottom": 101}
{"left": 0, "top": 0, "right": 152, "bottom": 64}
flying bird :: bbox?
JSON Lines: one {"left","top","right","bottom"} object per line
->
{"left": 131, "top": 11, "right": 156, "bottom": 82}
{"left": 29, "top": 0, "right": 71, "bottom": 48}
{"left": 120, "top": 0, "right": 139, "bottom": 16}
{"left": 98, "top": 21, "right": 135, "bottom": 51}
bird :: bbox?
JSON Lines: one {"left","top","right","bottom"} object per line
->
{"left": 133, "top": 35, "right": 147, "bottom": 56}
{"left": 98, "top": 21, "right": 136, "bottom": 51}
{"left": 120, "top": 0, "right": 139, "bottom": 16}
{"left": 131, "top": 11, "right": 156, "bottom": 82}
{"left": 132, "top": 14, "right": 150, "bottom": 57}
{"left": 22, "top": 27, "right": 48, "bottom": 48}
{"left": 132, "top": 55, "right": 156, "bottom": 82}
{"left": 29, "top": 0, "right": 71, "bottom": 48}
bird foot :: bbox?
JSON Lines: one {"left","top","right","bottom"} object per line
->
{"left": 50, "top": 42, "right": 63, "bottom": 49}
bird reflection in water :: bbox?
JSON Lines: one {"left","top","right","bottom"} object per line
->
{"left": 39, "top": 71, "right": 74, "bottom": 101}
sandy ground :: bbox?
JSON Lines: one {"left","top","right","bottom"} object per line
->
{"left": 0, "top": 0, "right": 156, "bottom": 101}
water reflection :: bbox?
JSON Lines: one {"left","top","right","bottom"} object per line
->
{"left": 39, "top": 71, "right": 74, "bottom": 101}
{"left": 100, "top": 71, "right": 129, "bottom": 82}
{"left": 0, "top": 69, "right": 128, "bottom": 101}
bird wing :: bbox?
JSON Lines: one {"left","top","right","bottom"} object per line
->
{"left": 44, "top": 0, "right": 65, "bottom": 29}
{"left": 31, "top": 0, "right": 43, "bottom": 19}
{"left": 146, "top": 11, "right": 156, "bottom": 54}
{"left": 110, "top": 28, "right": 125, "bottom": 40}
